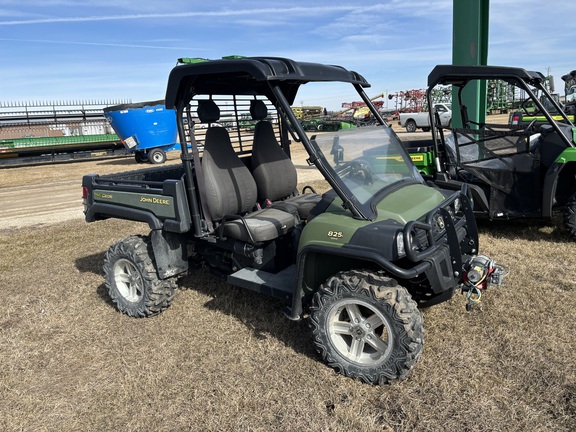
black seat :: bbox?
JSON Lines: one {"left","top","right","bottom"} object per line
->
{"left": 250, "top": 99, "right": 321, "bottom": 219}
{"left": 197, "top": 100, "right": 295, "bottom": 243}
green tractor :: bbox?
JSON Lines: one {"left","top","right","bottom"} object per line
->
{"left": 413, "top": 65, "right": 576, "bottom": 238}
{"left": 84, "top": 57, "right": 504, "bottom": 384}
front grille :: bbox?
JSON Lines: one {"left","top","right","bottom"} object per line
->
{"left": 403, "top": 189, "right": 474, "bottom": 262}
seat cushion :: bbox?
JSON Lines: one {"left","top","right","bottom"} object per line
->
{"left": 284, "top": 193, "right": 322, "bottom": 219}
{"left": 222, "top": 208, "right": 296, "bottom": 243}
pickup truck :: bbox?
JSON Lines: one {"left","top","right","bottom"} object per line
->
{"left": 399, "top": 102, "right": 452, "bottom": 132}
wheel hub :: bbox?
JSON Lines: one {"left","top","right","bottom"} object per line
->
{"left": 350, "top": 324, "right": 368, "bottom": 339}
{"left": 114, "top": 258, "right": 143, "bottom": 303}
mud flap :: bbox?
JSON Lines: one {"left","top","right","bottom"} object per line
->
{"left": 151, "top": 229, "right": 188, "bottom": 279}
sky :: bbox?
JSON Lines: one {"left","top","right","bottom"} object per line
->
{"left": 0, "top": 0, "right": 574, "bottom": 111}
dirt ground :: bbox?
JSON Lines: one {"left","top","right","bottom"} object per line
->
{"left": 1, "top": 128, "right": 575, "bottom": 431}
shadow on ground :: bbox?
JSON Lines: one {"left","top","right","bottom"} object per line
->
{"left": 476, "top": 214, "right": 573, "bottom": 243}
{"left": 178, "top": 268, "right": 317, "bottom": 358}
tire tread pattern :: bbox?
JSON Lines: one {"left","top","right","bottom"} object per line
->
{"left": 104, "top": 235, "right": 177, "bottom": 318}
{"left": 563, "top": 193, "right": 576, "bottom": 238}
{"left": 309, "top": 269, "right": 424, "bottom": 384}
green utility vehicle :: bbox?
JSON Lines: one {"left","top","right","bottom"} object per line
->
{"left": 419, "top": 65, "right": 576, "bottom": 238}
{"left": 82, "top": 57, "right": 503, "bottom": 384}
{"left": 562, "top": 70, "right": 576, "bottom": 113}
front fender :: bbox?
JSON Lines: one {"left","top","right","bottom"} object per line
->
{"left": 285, "top": 244, "right": 431, "bottom": 320}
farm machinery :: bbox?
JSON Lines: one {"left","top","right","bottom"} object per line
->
{"left": 298, "top": 93, "right": 387, "bottom": 132}
{"left": 104, "top": 101, "right": 179, "bottom": 164}
{"left": 0, "top": 100, "right": 126, "bottom": 165}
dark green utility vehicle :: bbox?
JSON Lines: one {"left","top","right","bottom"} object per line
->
{"left": 82, "top": 56, "right": 503, "bottom": 384}
{"left": 420, "top": 65, "right": 576, "bottom": 238}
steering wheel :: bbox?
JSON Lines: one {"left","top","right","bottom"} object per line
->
{"left": 521, "top": 99, "right": 540, "bottom": 117}
{"left": 339, "top": 160, "right": 374, "bottom": 185}
{"left": 524, "top": 117, "right": 539, "bottom": 132}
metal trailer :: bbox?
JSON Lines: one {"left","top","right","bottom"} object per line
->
{"left": 0, "top": 100, "right": 128, "bottom": 166}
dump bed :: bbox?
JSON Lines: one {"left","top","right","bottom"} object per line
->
{"left": 82, "top": 164, "right": 192, "bottom": 233}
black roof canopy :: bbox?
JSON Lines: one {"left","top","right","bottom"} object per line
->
{"left": 562, "top": 70, "right": 576, "bottom": 83}
{"left": 164, "top": 56, "right": 370, "bottom": 108}
{"left": 428, "top": 65, "right": 545, "bottom": 87}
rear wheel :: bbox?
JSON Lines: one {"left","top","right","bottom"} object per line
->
{"left": 104, "top": 235, "right": 177, "bottom": 317}
{"left": 134, "top": 151, "right": 147, "bottom": 163}
{"left": 309, "top": 269, "right": 423, "bottom": 384}
{"left": 405, "top": 120, "right": 417, "bottom": 133}
{"left": 563, "top": 193, "right": 576, "bottom": 238}
{"left": 149, "top": 148, "right": 166, "bottom": 164}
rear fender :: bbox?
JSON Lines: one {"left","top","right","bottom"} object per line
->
{"left": 85, "top": 203, "right": 163, "bottom": 229}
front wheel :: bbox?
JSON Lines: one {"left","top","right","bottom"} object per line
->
{"left": 103, "top": 235, "right": 177, "bottom": 317}
{"left": 309, "top": 270, "right": 423, "bottom": 384}
{"left": 563, "top": 193, "right": 576, "bottom": 238}
{"left": 405, "top": 120, "right": 417, "bottom": 133}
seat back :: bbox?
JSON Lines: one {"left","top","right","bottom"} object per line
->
{"left": 250, "top": 99, "right": 298, "bottom": 201}
{"left": 198, "top": 100, "right": 257, "bottom": 220}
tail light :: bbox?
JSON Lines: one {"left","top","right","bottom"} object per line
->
{"left": 82, "top": 186, "right": 89, "bottom": 212}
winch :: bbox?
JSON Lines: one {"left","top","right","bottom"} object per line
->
{"left": 462, "top": 255, "right": 506, "bottom": 311}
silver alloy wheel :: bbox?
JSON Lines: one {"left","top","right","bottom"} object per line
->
{"left": 326, "top": 298, "right": 394, "bottom": 366}
{"left": 113, "top": 258, "right": 144, "bottom": 303}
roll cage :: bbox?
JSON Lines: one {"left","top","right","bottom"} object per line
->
{"left": 164, "top": 56, "right": 398, "bottom": 224}
{"left": 427, "top": 65, "right": 576, "bottom": 152}
{"left": 426, "top": 65, "right": 576, "bottom": 220}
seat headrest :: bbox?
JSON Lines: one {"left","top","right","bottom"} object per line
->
{"left": 197, "top": 100, "right": 220, "bottom": 123}
{"left": 250, "top": 99, "right": 268, "bottom": 121}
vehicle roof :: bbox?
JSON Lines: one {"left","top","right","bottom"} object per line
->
{"left": 428, "top": 65, "right": 545, "bottom": 87}
{"left": 561, "top": 70, "right": 576, "bottom": 82}
{"left": 164, "top": 56, "right": 370, "bottom": 109}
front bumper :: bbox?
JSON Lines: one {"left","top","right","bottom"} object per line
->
{"left": 403, "top": 187, "right": 478, "bottom": 294}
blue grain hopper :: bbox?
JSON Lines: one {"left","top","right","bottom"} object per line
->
{"left": 104, "top": 100, "right": 178, "bottom": 163}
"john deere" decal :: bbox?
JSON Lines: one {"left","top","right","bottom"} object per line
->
{"left": 94, "top": 189, "right": 175, "bottom": 219}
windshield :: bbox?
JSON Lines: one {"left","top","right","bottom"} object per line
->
{"left": 567, "top": 86, "right": 576, "bottom": 103}
{"left": 311, "top": 125, "right": 423, "bottom": 206}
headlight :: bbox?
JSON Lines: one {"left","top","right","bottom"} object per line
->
{"left": 438, "top": 215, "right": 445, "bottom": 229}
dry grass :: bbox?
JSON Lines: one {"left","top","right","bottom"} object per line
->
{"left": 1, "top": 157, "right": 575, "bottom": 431}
